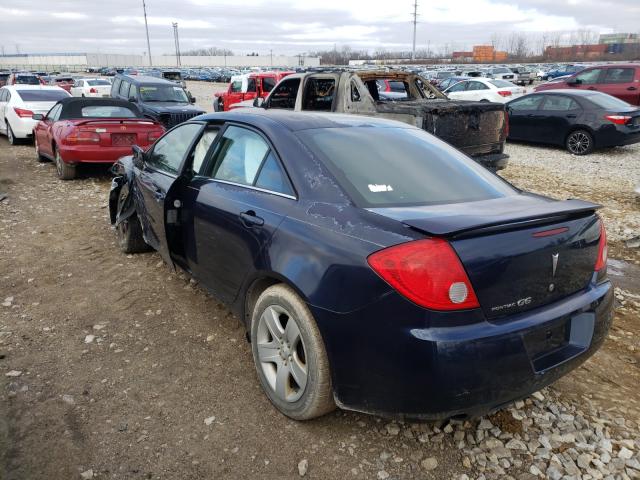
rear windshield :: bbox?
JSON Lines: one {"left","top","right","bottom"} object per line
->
{"left": 493, "top": 68, "right": 512, "bottom": 74}
{"left": 16, "top": 76, "right": 41, "bottom": 85}
{"left": 80, "top": 106, "right": 139, "bottom": 118}
{"left": 16, "top": 90, "right": 70, "bottom": 101}
{"left": 296, "top": 127, "right": 516, "bottom": 207}
{"left": 87, "top": 79, "right": 111, "bottom": 86}
{"left": 55, "top": 78, "right": 74, "bottom": 82}
{"left": 489, "top": 79, "right": 515, "bottom": 88}
{"left": 586, "top": 93, "right": 632, "bottom": 110}
{"left": 437, "top": 72, "right": 454, "bottom": 79}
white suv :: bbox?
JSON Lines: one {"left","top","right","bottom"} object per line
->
{"left": 0, "top": 85, "right": 70, "bottom": 144}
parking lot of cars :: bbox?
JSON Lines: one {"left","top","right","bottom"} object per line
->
{"left": 1, "top": 62, "right": 640, "bottom": 479}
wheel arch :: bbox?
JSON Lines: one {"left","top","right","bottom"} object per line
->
{"left": 564, "top": 125, "right": 596, "bottom": 146}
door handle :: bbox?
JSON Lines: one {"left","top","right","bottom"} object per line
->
{"left": 566, "top": 114, "right": 577, "bottom": 119}
{"left": 587, "top": 87, "right": 597, "bottom": 90}
{"left": 628, "top": 86, "right": 638, "bottom": 91}
{"left": 152, "top": 186, "right": 165, "bottom": 201}
{"left": 239, "top": 210, "right": 264, "bottom": 227}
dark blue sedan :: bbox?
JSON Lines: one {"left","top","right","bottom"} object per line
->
{"left": 109, "top": 110, "right": 613, "bottom": 420}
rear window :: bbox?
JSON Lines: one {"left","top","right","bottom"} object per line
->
{"left": 296, "top": 127, "right": 516, "bottom": 208}
{"left": 87, "top": 79, "right": 111, "bottom": 86}
{"left": 586, "top": 93, "right": 632, "bottom": 110}
{"left": 80, "top": 106, "right": 139, "bottom": 118}
{"left": 16, "top": 76, "right": 40, "bottom": 85}
{"left": 16, "top": 90, "right": 69, "bottom": 101}
{"left": 489, "top": 79, "right": 515, "bottom": 88}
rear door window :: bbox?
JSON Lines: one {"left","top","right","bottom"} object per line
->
{"left": 268, "top": 78, "right": 300, "bottom": 110}
{"left": 302, "top": 78, "right": 336, "bottom": 111}
{"left": 447, "top": 81, "right": 468, "bottom": 92}
{"left": 210, "top": 126, "right": 269, "bottom": 185}
{"left": 540, "top": 96, "right": 580, "bottom": 111}
{"left": 602, "top": 68, "right": 635, "bottom": 84}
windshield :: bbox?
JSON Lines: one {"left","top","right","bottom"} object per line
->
{"left": 587, "top": 93, "right": 632, "bottom": 110}
{"left": 16, "top": 76, "right": 41, "bottom": 85}
{"left": 16, "top": 90, "right": 70, "bottom": 101}
{"left": 296, "top": 127, "right": 516, "bottom": 208}
{"left": 139, "top": 85, "right": 189, "bottom": 102}
{"left": 87, "top": 79, "right": 111, "bottom": 86}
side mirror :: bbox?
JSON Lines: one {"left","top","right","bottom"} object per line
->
{"left": 253, "top": 97, "right": 264, "bottom": 108}
{"left": 190, "top": 96, "right": 196, "bottom": 104}
{"left": 132, "top": 145, "right": 146, "bottom": 168}
{"left": 32, "top": 113, "right": 44, "bottom": 121}
{"left": 128, "top": 96, "right": 137, "bottom": 103}
{"left": 567, "top": 78, "right": 580, "bottom": 86}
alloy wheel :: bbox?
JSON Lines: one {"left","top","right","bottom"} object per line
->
{"left": 256, "top": 305, "right": 308, "bottom": 403}
{"left": 567, "top": 132, "right": 591, "bottom": 155}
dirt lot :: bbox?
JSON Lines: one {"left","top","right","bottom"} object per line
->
{"left": 1, "top": 90, "right": 639, "bottom": 480}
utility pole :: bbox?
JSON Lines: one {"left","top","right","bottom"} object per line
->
{"left": 270, "top": 49, "right": 273, "bottom": 67}
{"left": 172, "top": 22, "right": 181, "bottom": 66}
{"left": 142, "top": 0, "right": 152, "bottom": 66}
{"left": 411, "top": 0, "right": 418, "bottom": 61}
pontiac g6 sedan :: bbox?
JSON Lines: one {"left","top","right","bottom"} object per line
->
{"left": 109, "top": 110, "right": 612, "bottom": 420}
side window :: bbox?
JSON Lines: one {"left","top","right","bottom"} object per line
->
{"left": 191, "top": 128, "right": 220, "bottom": 175}
{"left": 119, "top": 80, "right": 130, "bottom": 98}
{"left": 508, "top": 95, "right": 544, "bottom": 111}
{"left": 112, "top": 78, "right": 121, "bottom": 95}
{"left": 129, "top": 84, "right": 138, "bottom": 100}
{"left": 268, "top": 78, "right": 300, "bottom": 110}
{"left": 247, "top": 78, "right": 256, "bottom": 93}
{"left": 210, "top": 126, "right": 269, "bottom": 185}
{"left": 262, "top": 77, "right": 276, "bottom": 93}
{"left": 0, "top": 90, "right": 6, "bottom": 102}
{"left": 351, "top": 82, "right": 361, "bottom": 102}
{"left": 448, "top": 81, "right": 468, "bottom": 92}
{"left": 230, "top": 80, "right": 242, "bottom": 93}
{"left": 541, "top": 96, "right": 580, "bottom": 111}
{"left": 255, "top": 152, "right": 294, "bottom": 196}
{"left": 575, "top": 68, "right": 603, "bottom": 85}
{"left": 302, "top": 78, "right": 336, "bottom": 111}
{"left": 48, "top": 104, "right": 62, "bottom": 122}
{"left": 603, "top": 68, "right": 635, "bottom": 84}
{"left": 147, "top": 123, "right": 202, "bottom": 174}
{"left": 468, "top": 81, "right": 489, "bottom": 91}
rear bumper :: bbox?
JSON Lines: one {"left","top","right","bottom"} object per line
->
{"left": 59, "top": 145, "right": 143, "bottom": 164}
{"left": 313, "top": 279, "right": 613, "bottom": 420}
{"left": 11, "top": 118, "right": 38, "bottom": 138}
{"left": 595, "top": 126, "right": 640, "bottom": 148}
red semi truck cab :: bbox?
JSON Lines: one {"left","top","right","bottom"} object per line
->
{"left": 214, "top": 71, "right": 294, "bottom": 111}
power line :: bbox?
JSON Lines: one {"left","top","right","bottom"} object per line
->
{"left": 142, "top": 0, "right": 152, "bottom": 66}
{"left": 411, "top": 0, "right": 419, "bottom": 61}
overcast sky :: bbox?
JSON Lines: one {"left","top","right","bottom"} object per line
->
{"left": 0, "top": 0, "right": 638, "bottom": 56}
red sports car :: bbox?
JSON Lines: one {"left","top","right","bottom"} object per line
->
{"left": 33, "top": 97, "right": 165, "bottom": 179}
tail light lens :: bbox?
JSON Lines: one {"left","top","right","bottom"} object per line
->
{"left": 594, "top": 220, "right": 608, "bottom": 272}
{"left": 14, "top": 107, "right": 34, "bottom": 118}
{"left": 89, "top": 87, "right": 97, "bottom": 93}
{"left": 604, "top": 115, "right": 631, "bottom": 125}
{"left": 65, "top": 131, "right": 100, "bottom": 144}
{"left": 497, "top": 90, "right": 512, "bottom": 97}
{"left": 148, "top": 131, "right": 162, "bottom": 142}
{"left": 367, "top": 239, "right": 480, "bottom": 311}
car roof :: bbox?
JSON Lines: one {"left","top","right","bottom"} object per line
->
{"left": 115, "top": 74, "right": 177, "bottom": 86}
{"left": 195, "top": 109, "right": 418, "bottom": 132}
{"left": 2, "top": 85, "right": 67, "bottom": 91}
{"left": 529, "top": 89, "right": 611, "bottom": 97}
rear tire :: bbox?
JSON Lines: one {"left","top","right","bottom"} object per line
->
{"left": 566, "top": 129, "right": 594, "bottom": 156}
{"left": 34, "top": 136, "right": 47, "bottom": 162}
{"left": 250, "top": 284, "right": 335, "bottom": 420}
{"left": 7, "top": 123, "right": 18, "bottom": 145}
{"left": 115, "top": 187, "right": 150, "bottom": 254}
{"left": 54, "top": 148, "right": 77, "bottom": 180}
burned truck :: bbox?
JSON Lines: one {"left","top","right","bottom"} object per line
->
{"left": 254, "top": 70, "right": 509, "bottom": 171}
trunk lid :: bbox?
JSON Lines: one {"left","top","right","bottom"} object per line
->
{"left": 73, "top": 119, "right": 163, "bottom": 147}
{"left": 375, "top": 99, "right": 506, "bottom": 153}
{"left": 369, "top": 194, "right": 602, "bottom": 319}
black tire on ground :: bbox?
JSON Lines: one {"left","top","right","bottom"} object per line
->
{"left": 250, "top": 284, "right": 335, "bottom": 420}
{"left": 54, "top": 147, "right": 77, "bottom": 180}
{"left": 7, "top": 122, "right": 18, "bottom": 145}
{"left": 115, "top": 188, "right": 150, "bottom": 254}
{"left": 34, "top": 136, "right": 47, "bottom": 162}
{"left": 565, "top": 129, "right": 594, "bottom": 156}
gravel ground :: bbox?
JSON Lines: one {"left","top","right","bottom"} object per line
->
{"left": 1, "top": 87, "right": 639, "bottom": 480}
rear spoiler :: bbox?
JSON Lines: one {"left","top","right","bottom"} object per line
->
{"left": 401, "top": 199, "right": 601, "bottom": 239}
{"left": 74, "top": 119, "right": 159, "bottom": 127}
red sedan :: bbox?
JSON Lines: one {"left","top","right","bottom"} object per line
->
{"left": 33, "top": 98, "right": 165, "bottom": 180}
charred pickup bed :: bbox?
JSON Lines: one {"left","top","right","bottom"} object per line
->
{"left": 258, "top": 70, "right": 509, "bottom": 171}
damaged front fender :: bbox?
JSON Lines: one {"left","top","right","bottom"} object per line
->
{"left": 109, "top": 156, "right": 137, "bottom": 227}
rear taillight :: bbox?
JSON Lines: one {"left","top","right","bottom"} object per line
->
{"left": 604, "top": 115, "right": 631, "bottom": 125}
{"left": 148, "top": 131, "right": 162, "bottom": 142}
{"left": 497, "top": 90, "right": 512, "bottom": 97}
{"left": 367, "top": 239, "right": 480, "bottom": 311}
{"left": 65, "top": 131, "right": 100, "bottom": 144}
{"left": 14, "top": 107, "right": 34, "bottom": 118}
{"left": 89, "top": 87, "right": 97, "bottom": 93}
{"left": 595, "top": 220, "right": 608, "bottom": 272}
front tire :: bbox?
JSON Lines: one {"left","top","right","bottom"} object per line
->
{"left": 566, "top": 130, "right": 594, "bottom": 156}
{"left": 34, "top": 136, "right": 47, "bottom": 162}
{"left": 54, "top": 148, "right": 77, "bottom": 180}
{"left": 251, "top": 284, "right": 335, "bottom": 420}
{"left": 115, "top": 187, "right": 150, "bottom": 254}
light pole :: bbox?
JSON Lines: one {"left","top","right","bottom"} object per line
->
{"left": 172, "top": 22, "right": 181, "bottom": 66}
{"left": 411, "top": 0, "right": 418, "bottom": 61}
{"left": 142, "top": 0, "right": 152, "bottom": 66}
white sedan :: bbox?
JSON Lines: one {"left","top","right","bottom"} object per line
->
{"left": 0, "top": 85, "right": 70, "bottom": 144}
{"left": 444, "top": 78, "right": 526, "bottom": 104}
{"left": 70, "top": 78, "right": 112, "bottom": 97}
